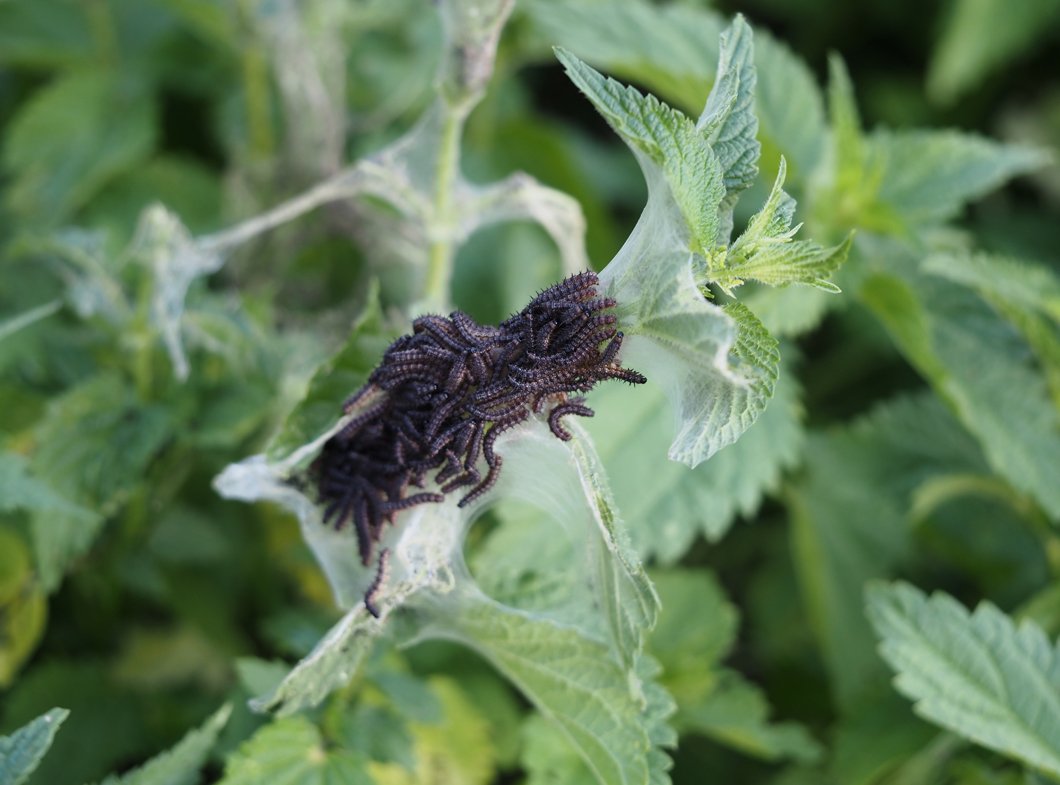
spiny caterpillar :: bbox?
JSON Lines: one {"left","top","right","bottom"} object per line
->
{"left": 311, "top": 271, "right": 645, "bottom": 613}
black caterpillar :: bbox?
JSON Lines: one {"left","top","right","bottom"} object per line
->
{"left": 311, "top": 271, "right": 645, "bottom": 613}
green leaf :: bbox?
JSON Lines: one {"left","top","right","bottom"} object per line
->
{"left": 678, "top": 672, "right": 822, "bottom": 764}
{"left": 788, "top": 393, "right": 989, "bottom": 710}
{"left": 752, "top": 29, "right": 826, "bottom": 178}
{"left": 557, "top": 34, "right": 791, "bottom": 468}
{"left": 928, "top": 0, "right": 1060, "bottom": 103}
{"left": 586, "top": 361, "right": 803, "bottom": 561}
{"left": 860, "top": 265, "right": 1060, "bottom": 519}
{"left": 520, "top": 714, "right": 598, "bottom": 785}
{"left": 95, "top": 704, "right": 231, "bottom": 785}
{"left": 267, "top": 283, "right": 393, "bottom": 459}
{"left": 923, "top": 252, "right": 1060, "bottom": 324}
{"left": 872, "top": 129, "right": 1050, "bottom": 226}
{"left": 648, "top": 570, "right": 819, "bottom": 764}
{"left": 697, "top": 14, "right": 759, "bottom": 242}
{"left": 28, "top": 374, "right": 173, "bottom": 590}
{"left": 523, "top": 0, "right": 826, "bottom": 177}
{"left": 0, "top": 529, "right": 47, "bottom": 687}
{"left": 368, "top": 677, "right": 495, "bottom": 785}
{"left": 868, "top": 581, "right": 1060, "bottom": 779}
{"left": 706, "top": 158, "right": 851, "bottom": 293}
{"left": 247, "top": 608, "right": 382, "bottom": 716}
{"left": 923, "top": 252, "right": 1060, "bottom": 408}
{"left": 602, "top": 241, "right": 779, "bottom": 467}
{"left": 0, "top": 452, "right": 82, "bottom": 517}
{"left": 556, "top": 47, "right": 725, "bottom": 256}
{"left": 522, "top": 0, "right": 723, "bottom": 113}
{"left": 0, "top": 708, "right": 69, "bottom": 785}
{"left": 0, "top": 0, "right": 95, "bottom": 68}
{"left": 218, "top": 716, "right": 373, "bottom": 785}
{"left": 3, "top": 69, "right": 156, "bottom": 223}
{"left": 420, "top": 592, "right": 668, "bottom": 785}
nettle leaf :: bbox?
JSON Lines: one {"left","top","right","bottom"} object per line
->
{"left": 0, "top": 529, "right": 47, "bottom": 687}
{"left": 94, "top": 704, "right": 231, "bottom": 785}
{"left": 368, "top": 677, "right": 495, "bottom": 785}
{"left": 928, "top": 0, "right": 1060, "bottom": 103}
{"left": 868, "top": 582, "right": 1060, "bottom": 779}
{"left": 218, "top": 716, "right": 373, "bottom": 785}
{"left": 871, "top": 129, "right": 1050, "bottom": 226}
{"left": 419, "top": 592, "right": 670, "bottom": 785}
{"left": 788, "top": 393, "right": 990, "bottom": 710}
{"left": 586, "top": 359, "right": 803, "bottom": 562}
{"left": 556, "top": 47, "right": 725, "bottom": 257}
{"left": 0, "top": 707, "right": 69, "bottom": 785}
{"left": 860, "top": 260, "right": 1060, "bottom": 519}
{"left": 266, "top": 285, "right": 394, "bottom": 460}
{"left": 27, "top": 374, "right": 174, "bottom": 590}
{"left": 2, "top": 68, "right": 156, "bottom": 223}
{"left": 923, "top": 252, "right": 1060, "bottom": 406}
{"left": 696, "top": 14, "right": 759, "bottom": 243}
{"left": 228, "top": 420, "right": 659, "bottom": 715}
{"left": 523, "top": 0, "right": 826, "bottom": 178}
{"left": 817, "top": 56, "right": 1050, "bottom": 234}
{"left": 706, "top": 158, "right": 852, "bottom": 294}
{"left": 648, "top": 570, "right": 820, "bottom": 764}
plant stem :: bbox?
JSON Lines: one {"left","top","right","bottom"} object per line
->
{"left": 421, "top": 104, "right": 466, "bottom": 313}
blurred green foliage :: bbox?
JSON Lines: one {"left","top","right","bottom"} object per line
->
{"left": 1, "top": 1, "right": 1059, "bottom": 784}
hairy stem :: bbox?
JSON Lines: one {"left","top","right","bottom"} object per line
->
{"left": 421, "top": 105, "right": 467, "bottom": 313}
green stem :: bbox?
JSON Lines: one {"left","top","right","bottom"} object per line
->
{"left": 84, "top": 0, "right": 117, "bottom": 65}
{"left": 421, "top": 105, "right": 466, "bottom": 312}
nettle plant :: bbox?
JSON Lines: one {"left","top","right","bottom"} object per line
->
{"left": 4, "top": 0, "right": 1060, "bottom": 783}
{"left": 206, "top": 10, "right": 847, "bottom": 780}
{"left": 198, "top": 5, "right": 851, "bottom": 779}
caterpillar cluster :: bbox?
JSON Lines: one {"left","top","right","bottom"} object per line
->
{"left": 310, "top": 271, "right": 645, "bottom": 610}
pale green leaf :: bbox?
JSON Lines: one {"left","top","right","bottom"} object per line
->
{"left": 603, "top": 239, "right": 779, "bottom": 467}
{"left": 557, "top": 47, "right": 725, "bottom": 256}
{"left": 868, "top": 581, "right": 1060, "bottom": 779}
{"left": 697, "top": 14, "right": 759, "bottom": 242}
{"left": 708, "top": 158, "right": 851, "bottom": 293}
{"left": 872, "top": 130, "right": 1050, "bottom": 226}
{"left": 861, "top": 266, "right": 1060, "bottom": 519}
{"left": 739, "top": 284, "right": 834, "bottom": 338}
{"left": 649, "top": 569, "right": 738, "bottom": 695}
{"left": 0, "top": 708, "right": 69, "bottom": 785}
{"left": 789, "top": 393, "right": 989, "bottom": 710}
{"left": 247, "top": 607, "right": 382, "bottom": 716}
{"left": 585, "top": 361, "right": 803, "bottom": 561}
{"left": 95, "top": 705, "right": 231, "bottom": 785}
{"left": 522, "top": 0, "right": 826, "bottom": 177}
{"left": 218, "top": 716, "right": 373, "bottom": 785}
{"left": 928, "top": 0, "right": 1060, "bottom": 103}
{"left": 419, "top": 592, "right": 666, "bottom": 785}
{"left": 521, "top": 715, "right": 598, "bottom": 785}
{"left": 2, "top": 69, "right": 156, "bottom": 222}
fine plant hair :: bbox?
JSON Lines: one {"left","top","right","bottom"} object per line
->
{"left": 311, "top": 271, "right": 646, "bottom": 586}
